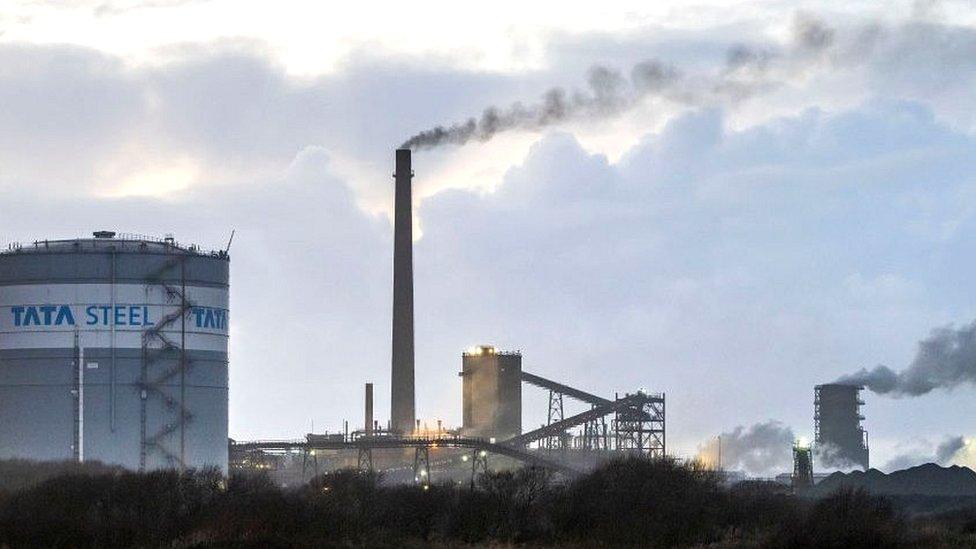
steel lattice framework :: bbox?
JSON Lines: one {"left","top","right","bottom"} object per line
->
{"left": 519, "top": 371, "right": 665, "bottom": 458}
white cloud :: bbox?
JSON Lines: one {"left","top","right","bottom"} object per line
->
{"left": 2, "top": 5, "right": 976, "bottom": 462}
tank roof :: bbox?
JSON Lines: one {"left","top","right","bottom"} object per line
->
{"left": 1, "top": 232, "right": 229, "bottom": 259}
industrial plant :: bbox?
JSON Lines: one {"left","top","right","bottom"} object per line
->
{"left": 0, "top": 149, "right": 878, "bottom": 486}
{"left": 227, "top": 149, "right": 668, "bottom": 483}
{"left": 0, "top": 149, "right": 664, "bottom": 481}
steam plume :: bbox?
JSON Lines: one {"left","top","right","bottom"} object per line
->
{"left": 815, "top": 443, "right": 864, "bottom": 470}
{"left": 883, "top": 435, "right": 966, "bottom": 471}
{"left": 698, "top": 420, "right": 795, "bottom": 476}
{"left": 838, "top": 320, "right": 976, "bottom": 396}
{"left": 936, "top": 436, "right": 967, "bottom": 463}
{"left": 401, "top": 14, "right": 836, "bottom": 150}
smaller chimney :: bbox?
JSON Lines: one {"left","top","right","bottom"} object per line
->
{"left": 365, "top": 383, "right": 374, "bottom": 435}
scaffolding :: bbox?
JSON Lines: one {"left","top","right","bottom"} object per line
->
{"left": 614, "top": 392, "right": 665, "bottom": 457}
{"left": 792, "top": 442, "right": 814, "bottom": 494}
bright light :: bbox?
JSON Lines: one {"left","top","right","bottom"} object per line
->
{"left": 465, "top": 345, "right": 498, "bottom": 356}
{"left": 480, "top": 451, "right": 487, "bottom": 457}
{"left": 461, "top": 455, "right": 469, "bottom": 462}
{"left": 797, "top": 437, "right": 810, "bottom": 448}
{"left": 420, "top": 470, "right": 428, "bottom": 476}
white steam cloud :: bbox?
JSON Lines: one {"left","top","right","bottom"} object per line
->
{"left": 698, "top": 420, "right": 795, "bottom": 477}
{"left": 839, "top": 320, "right": 976, "bottom": 396}
{"left": 883, "top": 435, "right": 967, "bottom": 471}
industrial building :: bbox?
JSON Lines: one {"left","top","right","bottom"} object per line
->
{"left": 0, "top": 149, "right": 665, "bottom": 483}
{"left": 228, "top": 149, "right": 667, "bottom": 482}
{"left": 461, "top": 346, "right": 522, "bottom": 441}
{"left": 0, "top": 232, "right": 230, "bottom": 471}
{"left": 814, "top": 383, "right": 869, "bottom": 470}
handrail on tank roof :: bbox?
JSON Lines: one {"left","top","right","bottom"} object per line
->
{"left": 1, "top": 233, "right": 228, "bottom": 259}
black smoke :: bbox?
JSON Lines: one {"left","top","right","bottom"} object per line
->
{"left": 400, "top": 15, "right": 835, "bottom": 150}
{"left": 400, "top": 64, "right": 678, "bottom": 150}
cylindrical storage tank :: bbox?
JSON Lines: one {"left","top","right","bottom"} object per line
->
{"left": 0, "top": 233, "right": 229, "bottom": 471}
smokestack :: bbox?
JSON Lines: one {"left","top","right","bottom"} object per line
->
{"left": 365, "top": 382, "right": 374, "bottom": 435}
{"left": 391, "top": 149, "right": 415, "bottom": 434}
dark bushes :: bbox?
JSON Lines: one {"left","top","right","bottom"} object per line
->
{"left": 0, "top": 456, "right": 947, "bottom": 547}
{"left": 0, "top": 467, "right": 222, "bottom": 547}
{"left": 774, "top": 488, "right": 910, "bottom": 548}
{"left": 554, "top": 456, "right": 726, "bottom": 546}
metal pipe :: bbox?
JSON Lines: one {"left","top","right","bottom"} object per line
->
{"left": 110, "top": 248, "right": 116, "bottom": 431}
{"left": 78, "top": 344, "right": 85, "bottom": 463}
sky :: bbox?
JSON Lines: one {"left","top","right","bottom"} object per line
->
{"left": 1, "top": 0, "right": 976, "bottom": 474}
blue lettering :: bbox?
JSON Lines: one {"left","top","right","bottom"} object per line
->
{"left": 39, "top": 305, "right": 56, "bottom": 325}
{"left": 55, "top": 306, "right": 75, "bottom": 326}
{"left": 11, "top": 306, "right": 24, "bottom": 327}
{"left": 99, "top": 306, "right": 111, "bottom": 325}
{"left": 193, "top": 307, "right": 205, "bottom": 328}
{"left": 114, "top": 305, "right": 125, "bottom": 326}
{"left": 129, "top": 306, "right": 141, "bottom": 325}
{"left": 86, "top": 306, "right": 98, "bottom": 325}
{"left": 143, "top": 306, "right": 152, "bottom": 325}
{"left": 24, "top": 307, "right": 41, "bottom": 326}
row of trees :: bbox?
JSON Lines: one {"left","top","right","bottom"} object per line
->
{"left": 0, "top": 456, "right": 971, "bottom": 547}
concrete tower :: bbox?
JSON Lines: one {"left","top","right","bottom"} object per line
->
{"left": 814, "top": 383, "right": 869, "bottom": 470}
{"left": 391, "top": 149, "right": 415, "bottom": 434}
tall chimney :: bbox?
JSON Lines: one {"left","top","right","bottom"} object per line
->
{"left": 365, "top": 383, "right": 374, "bottom": 435}
{"left": 391, "top": 149, "right": 415, "bottom": 434}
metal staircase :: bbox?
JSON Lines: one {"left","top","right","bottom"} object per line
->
{"left": 139, "top": 255, "right": 195, "bottom": 471}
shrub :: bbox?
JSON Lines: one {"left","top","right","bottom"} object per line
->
{"left": 774, "top": 487, "right": 909, "bottom": 548}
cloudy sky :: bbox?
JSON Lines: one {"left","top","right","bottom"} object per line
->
{"left": 2, "top": 0, "right": 976, "bottom": 473}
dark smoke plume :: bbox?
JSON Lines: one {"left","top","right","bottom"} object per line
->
{"left": 838, "top": 320, "right": 976, "bottom": 396}
{"left": 400, "top": 64, "right": 678, "bottom": 150}
{"left": 699, "top": 421, "right": 795, "bottom": 476}
{"left": 401, "top": 15, "right": 836, "bottom": 150}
